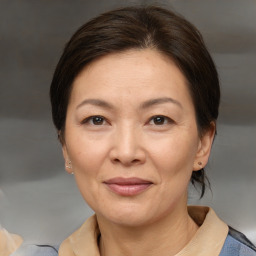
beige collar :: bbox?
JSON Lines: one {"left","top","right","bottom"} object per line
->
{"left": 175, "top": 206, "right": 229, "bottom": 256}
{"left": 59, "top": 206, "right": 228, "bottom": 256}
{"left": 0, "top": 229, "right": 23, "bottom": 256}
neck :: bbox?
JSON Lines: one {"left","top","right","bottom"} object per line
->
{"left": 97, "top": 202, "right": 198, "bottom": 256}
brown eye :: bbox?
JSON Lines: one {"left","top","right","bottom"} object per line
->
{"left": 153, "top": 116, "right": 165, "bottom": 125}
{"left": 91, "top": 116, "right": 105, "bottom": 125}
{"left": 149, "top": 115, "right": 172, "bottom": 125}
{"left": 82, "top": 116, "right": 106, "bottom": 125}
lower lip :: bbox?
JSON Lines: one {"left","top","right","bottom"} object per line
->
{"left": 105, "top": 183, "right": 152, "bottom": 196}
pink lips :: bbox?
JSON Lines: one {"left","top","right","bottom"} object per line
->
{"left": 103, "top": 177, "right": 153, "bottom": 196}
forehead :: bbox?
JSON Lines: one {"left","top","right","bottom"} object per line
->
{"left": 70, "top": 49, "right": 192, "bottom": 108}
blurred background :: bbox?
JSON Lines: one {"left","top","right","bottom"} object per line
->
{"left": 0, "top": 0, "right": 255, "bottom": 246}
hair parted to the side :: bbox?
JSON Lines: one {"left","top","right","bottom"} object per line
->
{"left": 50, "top": 5, "right": 220, "bottom": 198}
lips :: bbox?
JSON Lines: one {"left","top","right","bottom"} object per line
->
{"left": 103, "top": 177, "right": 153, "bottom": 196}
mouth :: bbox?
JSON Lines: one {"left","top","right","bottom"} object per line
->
{"left": 103, "top": 177, "right": 153, "bottom": 196}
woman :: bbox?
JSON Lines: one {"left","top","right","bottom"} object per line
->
{"left": 50, "top": 6, "right": 256, "bottom": 256}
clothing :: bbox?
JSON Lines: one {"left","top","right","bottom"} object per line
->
{"left": 58, "top": 206, "right": 256, "bottom": 256}
{"left": 221, "top": 235, "right": 256, "bottom": 256}
{"left": 10, "top": 244, "right": 59, "bottom": 256}
{"left": 8, "top": 206, "right": 255, "bottom": 256}
{"left": 0, "top": 229, "right": 23, "bottom": 256}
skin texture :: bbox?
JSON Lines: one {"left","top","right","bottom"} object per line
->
{"left": 62, "top": 49, "right": 215, "bottom": 256}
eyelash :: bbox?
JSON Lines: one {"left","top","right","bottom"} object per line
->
{"left": 81, "top": 115, "right": 173, "bottom": 126}
{"left": 81, "top": 115, "right": 107, "bottom": 125}
{"left": 148, "top": 115, "right": 174, "bottom": 126}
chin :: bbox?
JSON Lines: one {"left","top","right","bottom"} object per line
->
{"left": 95, "top": 200, "right": 158, "bottom": 227}
{"left": 107, "top": 213, "right": 150, "bottom": 227}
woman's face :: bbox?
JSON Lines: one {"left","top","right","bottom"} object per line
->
{"left": 63, "top": 49, "right": 214, "bottom": 227}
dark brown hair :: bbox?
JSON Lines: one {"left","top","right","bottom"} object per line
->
{"left": 50, "top": 5, "right": 220, "bottom": 197}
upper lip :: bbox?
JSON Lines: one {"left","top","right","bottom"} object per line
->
{"left": 103, "top": 177, "right": 153, "bottom": 185}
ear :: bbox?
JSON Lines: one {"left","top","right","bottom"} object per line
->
{"left": 193, "top": 122, "right": 216, "bottom": 171}
{"left": 62, "top": 143, "right": 73, "bottom": 174}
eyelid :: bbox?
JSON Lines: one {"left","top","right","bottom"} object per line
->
{"left": 80, "top": 115, "right": 174, "bottom": 126}
{"left": 80, "top": 115, "right": 108, "bottom": 125}
{"left": 148, "top": 115, "right": 174, "bottom": 125}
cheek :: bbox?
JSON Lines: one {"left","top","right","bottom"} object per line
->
{"left": 150, "top": 135, "right": 198, "bottom": 205}
{"left": 148, "top": 133, "right": 198, "bottom": 174}
{"left": 69, "top": 137, "right": 109, "bottom": 175}
{"left": 68, "top": 136, "right": 110, "bottom": 209}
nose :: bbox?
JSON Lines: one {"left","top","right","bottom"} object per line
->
{"left": 109, "top": 124, "right": 146, "bottom": 166}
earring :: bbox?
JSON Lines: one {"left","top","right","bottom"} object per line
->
{"left": 66, "top": 160, "right": 72, "bottom": 169}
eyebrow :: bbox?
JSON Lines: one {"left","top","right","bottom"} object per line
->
{"left": 76, "top": 99, "right": 114, "bottom": 110}
{"left": 76, "top": 97, "right": 182, "bottom": 110}
{"left": 140, "top": 97, "right": 183, "bottom": 109}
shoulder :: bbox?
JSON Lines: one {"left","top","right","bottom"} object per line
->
{"left": 58, "top": 237, "right": 75, "bottom": 256}
{"left": 220, "top": 227, "right": 256, "bottom": 256}
{"left": 10, "top": 244, "right": 59, "bottom": 256}
{"left": 59, "top": 215, "right": 99, "bottom": 256}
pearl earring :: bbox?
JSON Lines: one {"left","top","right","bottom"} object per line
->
{"left": 66, "top": 160, "right": 72, "bottom": 169}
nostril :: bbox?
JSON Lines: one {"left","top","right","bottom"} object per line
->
{"left": 113, "top": 158, "right": 121, "bottom": 163}
{"left": 109, "top": 146, "right": 146, "bottom": 165}
{"left": 111, "top": 157, "right": 141, "bottom": 166}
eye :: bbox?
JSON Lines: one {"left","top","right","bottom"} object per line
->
{"left": 82, "top": 115, "right": 106, "bottom": 125}
{"left": 149, "top": 115, "right": 173, "bottom": 125}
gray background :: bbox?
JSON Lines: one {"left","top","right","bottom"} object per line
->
{"left": 0, "top": 0, "right": 255, "bottom": 246}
